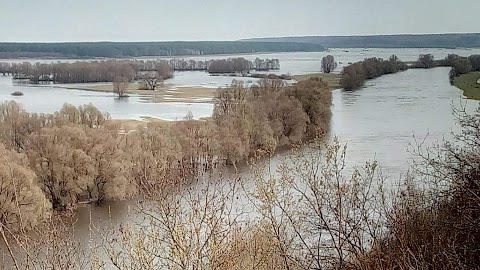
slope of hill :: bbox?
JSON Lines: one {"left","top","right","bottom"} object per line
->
{"left": 0, "top": 41, "right": 325, "bottom": 59}
{"left": 244, "top": 33, "right": 480, "bottom": 48}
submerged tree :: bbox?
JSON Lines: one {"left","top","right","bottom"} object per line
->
{"left": 113, "top": 76, "right": 129, "bottom": 97}
{"left": 321, "top": 55, "right": 338, "bottom": 73}
{"left": 0, "top": 143, "right": 51, "bottom": 231}
{"left": 140, "top": 71, "right": 163, "bottom": 90}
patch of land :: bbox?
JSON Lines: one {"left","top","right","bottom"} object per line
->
{"left": 62, "top": 83, "right": 218, "bottom": 103}
{"left": 453, "top": 72, "right": 480, "bottom": 100}
{"left": 58, "top": 74, "right": 341, "bottom": 104}
{"left": 107, "top": 117, "right": 172, "bottom": 132}
{"left": 293, "top": 73, "right": 342, "bottom": 89}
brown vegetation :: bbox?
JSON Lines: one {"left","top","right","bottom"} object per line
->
{"left": 293, "top": 72, "right": 342, "bottom": 89}
{"left": 207, "top": 57, "right": 280, "bottom": 74}
{"left": 350, "top": 106, "right": 480, "bottom": 269}
{"left": 340, "top": 55, "right": 407, "bottom": 90}
{"left": 0, "top": 76, "right": 331, "bottom": 227}
{"left": 113, "top": 76, "right": 129, "bottom": 97}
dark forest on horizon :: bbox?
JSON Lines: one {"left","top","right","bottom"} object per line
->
{"left": 245, "top": 33, "right": 480, "bottom": 49}
{"left": 0, "top": 41, "right": 325, "bottom": 59}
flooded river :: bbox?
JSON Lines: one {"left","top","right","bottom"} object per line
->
{"left": 1, "top": 50, "right": 480, "bottom": 260}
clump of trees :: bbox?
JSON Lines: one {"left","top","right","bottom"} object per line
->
{"left": 0, "top": 101, "right": 132, "bottom": 213}
{"left": 213, "top": 78, "right": 331, "bottom": 164}
{"left": 417, "top": 53, "right": 436, "bottom": 68}
{"left": 134, "top": 61, "right": 174, "bottom": 90}
{"left": 468, "top": 55, "right": 480, "bottom": 71}
{"left": 321, "top": 55, "right": 337, "bottom": 73}
{"left": 441, "top": 54, "right": 480, "bottom": 83}
{"left": 340, "top": 55, "right": 407, "bottom": 90}
{"left": 207, "top": 58, "right": 252, "bottom": 74}
{"left": 443, "top": 54, "right": 472, "bottom": 75}
{"left": 207, "top": 57, "right": 280, "bottom": 74}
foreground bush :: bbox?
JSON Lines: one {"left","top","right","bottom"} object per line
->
{"left": 352, "top": 106, "right": 480, "bottom": 269}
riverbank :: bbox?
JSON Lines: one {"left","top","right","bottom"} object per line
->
{"left": 453, "top": 71, "right": 480, "bottom": 100}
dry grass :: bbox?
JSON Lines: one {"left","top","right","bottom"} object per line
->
{"left": 165, "top": 86, "right": 217, "bottom": 100}
{"left": 293, "top": 73, "right": 342, "bottom": 89}
{"left": 62, "top": 83, "right": 218, "bottom": 103}
{"left": 107, "top": 117, "right": 172, "bottom": 132}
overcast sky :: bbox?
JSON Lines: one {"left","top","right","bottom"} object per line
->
{"left": 1, "top": 0, "right": 478, "bottom": 42}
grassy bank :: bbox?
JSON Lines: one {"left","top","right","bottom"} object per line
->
{"left": 453, "top": 71, "right": 480, "bottom": 100}
{"left": 293, "top": 73, "right": 342, "bottom": 89}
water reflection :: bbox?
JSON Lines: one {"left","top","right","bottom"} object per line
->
{"left": 138, "top": 93, "right": 165, "bottom": 103}
{"left": 113, "top": 96, "right": 130, "bottom": 103}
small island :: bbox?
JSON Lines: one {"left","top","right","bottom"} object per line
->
{"left": 10, "top": 91, "right": 24, "bottom": 96}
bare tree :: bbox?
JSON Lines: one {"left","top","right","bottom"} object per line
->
{"left": 113, "top": 76, "right": 129, "bottom": 98}
{"left": 141, "top": 71, "right": 162, "bottom": 90}
{"left": 0, "top": 143, "right": 51, "bottom": 232}
{"left": 156, "top": 61, "right": 174, "bottom": 80}
{"left": 104, "top": 173, "right": 248, "bottom": 270}
{"left": 251, "top": 138, "right": 388, "bottom": 269}
{"left": 321, "top": 55, "right": 338, "bottom": 73}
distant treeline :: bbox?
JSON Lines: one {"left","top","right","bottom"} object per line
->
{"left": 340, "top": 55, "right": 408, "bottom": 90}
{"left": 245, "top": 33, "right": 480, "bottom": 48}
{"left": 0, "top": 60, "right": 174, "bottom": 84}
{"left": 170, "top": 57, "right": 280, "bottom": 73}
{"left": 0, "top": 57, "right": 281, "bottom": 84}
{"left": 207, "top": 57, "right": 280, "bottom": 74}
{"left": 0, "top": 41, "right": 324, "bottom": 58}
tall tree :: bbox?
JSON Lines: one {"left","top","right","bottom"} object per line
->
{"left": 0, "top": 143, "right": 51, "bottom": 231}
{"left": 113, "top": 76, "right": 129, "bottom": 97}
{"left": 321, "top": 55, "right": 337, "bottom": 73}
{"left": 418, "top": 54, "right": 435, "bottom": 68}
